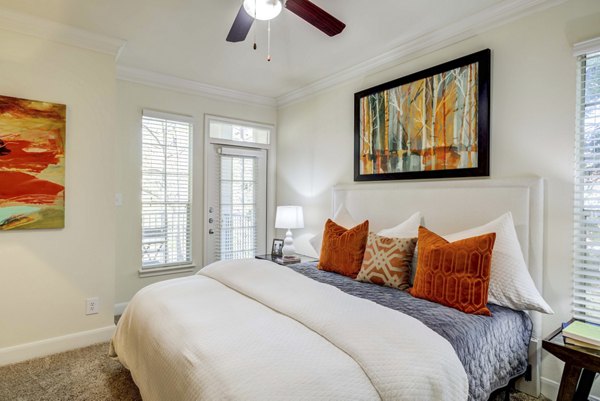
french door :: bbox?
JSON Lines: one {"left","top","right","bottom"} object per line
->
{"left": 205, "top": 144, "right": 267, "bottom": 265}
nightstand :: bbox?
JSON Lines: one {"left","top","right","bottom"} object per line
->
{"left": 542, "top": 322, "right": 600, "bottom": 401}
{"left": 255, "top": 253, "right": 318, "bottom": 266}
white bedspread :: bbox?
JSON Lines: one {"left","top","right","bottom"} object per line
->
{"left": 110, "top": 259, "right": 468, "bottom": 401}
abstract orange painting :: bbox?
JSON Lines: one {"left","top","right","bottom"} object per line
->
{"left": 0, "top": 95, "right": 66, "bottom": 230}
{"left": 354, "top": 49, "right": 490, "bottom": 181}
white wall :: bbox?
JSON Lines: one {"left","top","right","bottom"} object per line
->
{"left": 276, "top": 0, "right": 600, "bottom": 398}
{"left": 115, "top": 80, "right": 277, "bottom": 304}
{"left": 0, "top": 29, "right": 117, "bottom": 350}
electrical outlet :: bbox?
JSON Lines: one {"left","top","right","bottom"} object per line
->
{"left": 86, "top": 297, "right": 100, "bottom": 315}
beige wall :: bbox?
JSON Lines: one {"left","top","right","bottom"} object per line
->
{"left": 276, "top": 0, "right": 600, "bottom": 397}
{"left": 115, "top": 80, "right": 277, "bottom": 304}
{"left": 0, "top": 29, "right": 117, "bottom": 347}
{"left": 0, "top": 29, "right": 278, "bottom": 354}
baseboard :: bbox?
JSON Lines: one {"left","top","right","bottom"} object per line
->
{"left": 541, "top": 376, "right": 600, "bottom": 401}
{"left": 114, "top": 302, "right": 128, "bottom": 316}
{"left": 0, "top": 325, "right": 115, "bottom": 367}
{"left": 541, "top": 376, "right": 559, "bottom": 400}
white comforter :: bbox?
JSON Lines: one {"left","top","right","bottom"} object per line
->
{"left": 110, "top": 259, "right": 468, "bottom": 401}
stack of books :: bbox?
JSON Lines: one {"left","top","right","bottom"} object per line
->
{"left": 562, "top": 321, "right": 600, "bottom": 350}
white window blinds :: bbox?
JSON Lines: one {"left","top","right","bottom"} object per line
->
{"left": 574, "top": 43, "right": 600, "bottom": 324}
{"left": 141, "top": 110, "right": 193, "bottom": 269}
{"left": 215, "top": 147, "right": 265, "bottom": 261}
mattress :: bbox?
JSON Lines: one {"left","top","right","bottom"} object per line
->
{"left": 289, "top": 262, "right": 533, "bottom": 401}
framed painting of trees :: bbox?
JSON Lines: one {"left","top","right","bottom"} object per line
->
{"left": 354, "top": 49, "right": 490, "bottom": 181}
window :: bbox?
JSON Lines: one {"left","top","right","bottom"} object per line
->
{"left": 574, "top": 40, "right": 600, "bottom": 324}
{"left": 141, "top": 110, "right": 193, "bottom": 270}
{"left": 208, "top": 118, "right": 270, "bottom": 144}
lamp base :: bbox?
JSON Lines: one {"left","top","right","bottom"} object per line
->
{"left": 281, "top": 229, "right": 296, "bottom": 258}
{"left": 280, "top": 255, "right": 301, "bottom": 263}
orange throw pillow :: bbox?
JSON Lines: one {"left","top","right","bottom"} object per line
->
{"left": 409, "top": 226, "right": 495, "bottom": 316}
{"left": 318, "top": 219, "right": 369, "bottom": 278}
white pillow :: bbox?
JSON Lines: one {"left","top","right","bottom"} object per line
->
{"left": 309, "top": 208, "right": 422, "bottom": 257}
{"left": 309, "top": 204, "right": 359, "bottom": 256}
{"left": 377, "top": 212, "right": 421, "bottom": 238}
{"left": 444, "top": 212, "right": 553, "bottom": 314}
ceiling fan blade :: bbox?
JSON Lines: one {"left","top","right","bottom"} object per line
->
{"left": 285, "top": 0, "right": 345, "bottom": 37}
{"left": 226, "top": 4, "right": 254, "bottom": 42}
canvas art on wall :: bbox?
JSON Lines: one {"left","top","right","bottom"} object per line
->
{"left": 0, "top": 95, "right": 66, "bottom": 230}
{"left": 354, "top": 49, "right": 490, "bottom": 181}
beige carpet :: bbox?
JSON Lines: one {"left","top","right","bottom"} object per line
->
{"left": 0, "top": 342, "right": 548, "bottom": 401}
{"left": 0, "top": 343, "right": 141, "bottom": 401}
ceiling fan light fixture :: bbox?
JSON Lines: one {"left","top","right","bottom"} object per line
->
{"left": 243, "top": 0, "right": 282, "bottom": 21}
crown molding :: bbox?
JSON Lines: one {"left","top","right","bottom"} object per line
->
{"left": 117, "top": 65, "right": 277, "bottom": 107}
{"left": 0, "top": 7, "right": 125, "bottom": 58}
{"left": 276, "top": 0, "right": 568, "bottom": 107}
{"left": 573, "top": 36, "right": 600, "bottom": 56}
{"left": 0, "top": 1, "right": 567, "bottom": 107}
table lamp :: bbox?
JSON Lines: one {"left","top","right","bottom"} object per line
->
{"left": 275, "top": 205, "right": 304, "bottom": 259}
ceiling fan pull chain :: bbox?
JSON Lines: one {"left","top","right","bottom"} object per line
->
{"left": 267, "top": 20, "right": 272, "bottom": 61}
{"left": 253, "top": 0, "right": 257, "bottom": 50}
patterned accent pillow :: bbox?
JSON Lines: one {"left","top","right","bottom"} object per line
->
{"left": 318, "top": 219, "right": 369, "bottom": 278}
{"left": 409, "top": 226, "right": 496, "bottom": 316}
{"left": 356, "top": 233, "right": 417, "bottom": 290}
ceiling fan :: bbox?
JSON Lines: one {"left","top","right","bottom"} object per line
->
{"left": 226, "top": 0, "right": 346, "bottom": 43}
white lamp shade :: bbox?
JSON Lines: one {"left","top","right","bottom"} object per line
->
{"left": 275, "top": 206, "right": 304, "bottom": 229}
{"left": 243, "top": 0, "right": 282, "bottom": 21}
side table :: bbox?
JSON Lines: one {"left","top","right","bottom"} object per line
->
{"left": 542, "top": 322, "right": 600, "bottom": 401}
{"left": 255, "top": 253, "right": 318, "bottom": 266}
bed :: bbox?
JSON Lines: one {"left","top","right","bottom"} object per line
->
{"left": 110, "top": 177, "right": 546, "bottom": 401}
{"left": 287, "top": 261, "right": 532, "bottom": 401}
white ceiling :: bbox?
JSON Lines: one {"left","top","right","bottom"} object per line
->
{"left": 0, "top": 0, "right": 557, "bottom": 99}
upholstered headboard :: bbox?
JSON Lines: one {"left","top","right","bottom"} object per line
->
{"left": 332, "top": 176, "right": 543, "bottom": 396}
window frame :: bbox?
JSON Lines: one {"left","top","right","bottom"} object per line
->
{"left": 139, "top": 109, "right": 195, "bottom": 277}
{"left": 573, "top": 37, "right": 600, "bottom": 324}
